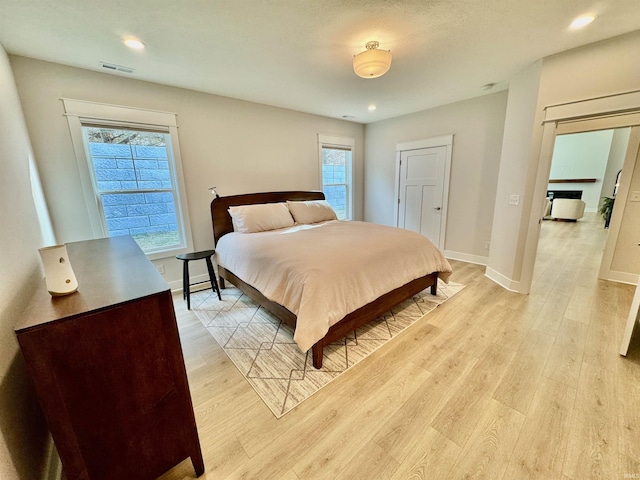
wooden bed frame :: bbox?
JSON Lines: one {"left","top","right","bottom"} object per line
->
{"left": 210, "top": 191, "right": 439, "bottom": 369}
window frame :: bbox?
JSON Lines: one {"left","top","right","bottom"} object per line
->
{"left": 62, "top": 98, "right": 194, "bottom": 259}
{"left": 318, "top": 134, "right": 354, "bottom": 220}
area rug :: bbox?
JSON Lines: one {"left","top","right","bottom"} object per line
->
{"left": 190, "top": 282, "right": 464, "bottom": 417}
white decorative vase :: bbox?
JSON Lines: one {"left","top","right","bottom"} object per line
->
{"left": 38, "top": 245, "right": 78, "bottom": 296}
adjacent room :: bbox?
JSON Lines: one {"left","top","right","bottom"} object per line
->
{"left": 1, "top": 1, "right": 640, "bottom": 479}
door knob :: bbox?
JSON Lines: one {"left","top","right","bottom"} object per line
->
{"left": 433, "top": 207, "right": 441, "bottom": 211}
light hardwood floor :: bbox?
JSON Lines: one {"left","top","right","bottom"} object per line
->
{"left": 160, "top": 213, "right": 640, "bottom": 480}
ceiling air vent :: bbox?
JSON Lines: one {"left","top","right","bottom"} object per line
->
{"left": 99, "top": 62, "right": 135, "bottom": 74}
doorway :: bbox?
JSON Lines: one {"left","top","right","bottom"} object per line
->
{"left": 533, "top": 127, "right": 631, "bottom": 284}
{"left": 394, "top": 135, "right": 452, "bottom": 250}
{"left": 520, "top": 101, "right": 640, "bottom": 294}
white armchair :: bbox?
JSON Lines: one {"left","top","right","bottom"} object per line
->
{"left": 551, "top": 198, "right": 586, "bottom": 221}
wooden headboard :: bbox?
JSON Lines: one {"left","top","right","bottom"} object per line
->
{"left": 210, "top": 191, "right": 325, "bottom": 246}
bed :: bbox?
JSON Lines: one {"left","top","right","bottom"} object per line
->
{"left": 210, "top": 191, "right": 452, "bottom": 368}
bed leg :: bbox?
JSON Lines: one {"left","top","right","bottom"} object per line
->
{"left": 430, "top": 277, "right": 438, "bottom": 296}
{"left": 219, "top": 276, "right": 226, "bottom": 289}
{"left": 312, "top": 344, "right": 323, "bottom": 369}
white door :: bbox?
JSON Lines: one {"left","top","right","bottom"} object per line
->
{"left": 397, "top": 146, "right": 447, "bottom": 246}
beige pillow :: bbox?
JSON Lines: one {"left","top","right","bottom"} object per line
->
{"left": 228, "top": 202, "right": 294, "bottom": 233}
{"left": 287, "top": 200, "right": 337, "bottom": 224}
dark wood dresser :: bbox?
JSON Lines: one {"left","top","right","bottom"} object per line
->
{"left": 15, "top": 236, "right": 204, "bottom": 480}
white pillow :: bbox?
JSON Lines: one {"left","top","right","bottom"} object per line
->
{"left": 228, "top": 202, "right": 294, "bottom": 233}
{"left": 287, "top": 200, "right": 337, "bottom": 224}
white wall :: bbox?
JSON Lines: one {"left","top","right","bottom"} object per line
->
{"left": 0, "top": 43, "right": 50, "bottom": 480}
{"left": 10, "top": 56, "right": 365, "bottom": 287}
{"left": 601, "top": 128, "right": 631, "bottom": 205}
{"left": 611, "top": 142, "right": 640, "bottom": 275}
{"left": 548, "top": 130, "right": 614, "bottom": 212}
{"left": 364, "top": 92, "right": 508, "bottom": 264}
{"left": 486, "top": 61, "right": 542, "bottom": 289}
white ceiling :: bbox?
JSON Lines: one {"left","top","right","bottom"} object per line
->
{"left": 1, "top": 0, "right": 640, "bottom": 123}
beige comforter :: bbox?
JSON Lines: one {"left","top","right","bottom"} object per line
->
{"left": 215, "top": 220, "right": 452, "bottom": 352}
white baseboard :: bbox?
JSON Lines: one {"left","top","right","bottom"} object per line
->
{"left": 601, "top": 270, "right": 639, "bottom": 285}
{"left": 167, "top": 273, "right": 212, "bottom": 293}
{"left": 444, "top": 250, "right": 489, "bottom": 266}
{"left": 485, "top": 267, "right": 522, "bottom": 293}
{"left": 42, "top": 435, "right": 62, "bottom": 480}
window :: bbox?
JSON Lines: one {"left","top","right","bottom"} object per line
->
{"left": 318, "top": 135, "right": 354, "bottom": 220}
{"left": 83, "top": 126, "right": 182, "bottom": 252}
{"left": 63, "top": 99, "right": 193, "bottom": 258}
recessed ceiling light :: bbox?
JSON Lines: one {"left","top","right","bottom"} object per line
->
{"left": 123, "top": 38, "right": 145, "bottom": 50}
{"left": 569, "top": 15, "right": 595, "bottom": 30}
{"left": 368, "top": 105, "right": 377, "bottom": 112}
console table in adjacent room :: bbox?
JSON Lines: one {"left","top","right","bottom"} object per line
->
{"left": 15, "top": 236, "right": 204, "bottom": 480}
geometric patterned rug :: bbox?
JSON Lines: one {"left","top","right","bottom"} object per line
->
{"left": 190, "top": 282, "right": 464, "bottom": 417}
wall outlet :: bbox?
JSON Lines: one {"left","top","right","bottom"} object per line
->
{"left": 155, "top": 264, "right": 165, "bottom": 275}
{"left": 509, "top": 194, "right": 520, "bottom": 206}
{"left": 630, "top": 191, "right": 640, "bottom": 202}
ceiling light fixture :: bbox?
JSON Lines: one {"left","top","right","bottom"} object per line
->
{"left": 569, "top": 15, "right": 595, "bottom": 30}
{"left": 123, "top": 38, "right": 145, "bottom": 50}
{"left": 368, "top": 105, "right": 377, "bottom": 112}
{"left": 353, "top": 41, "right": 392, "bottom": 79}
